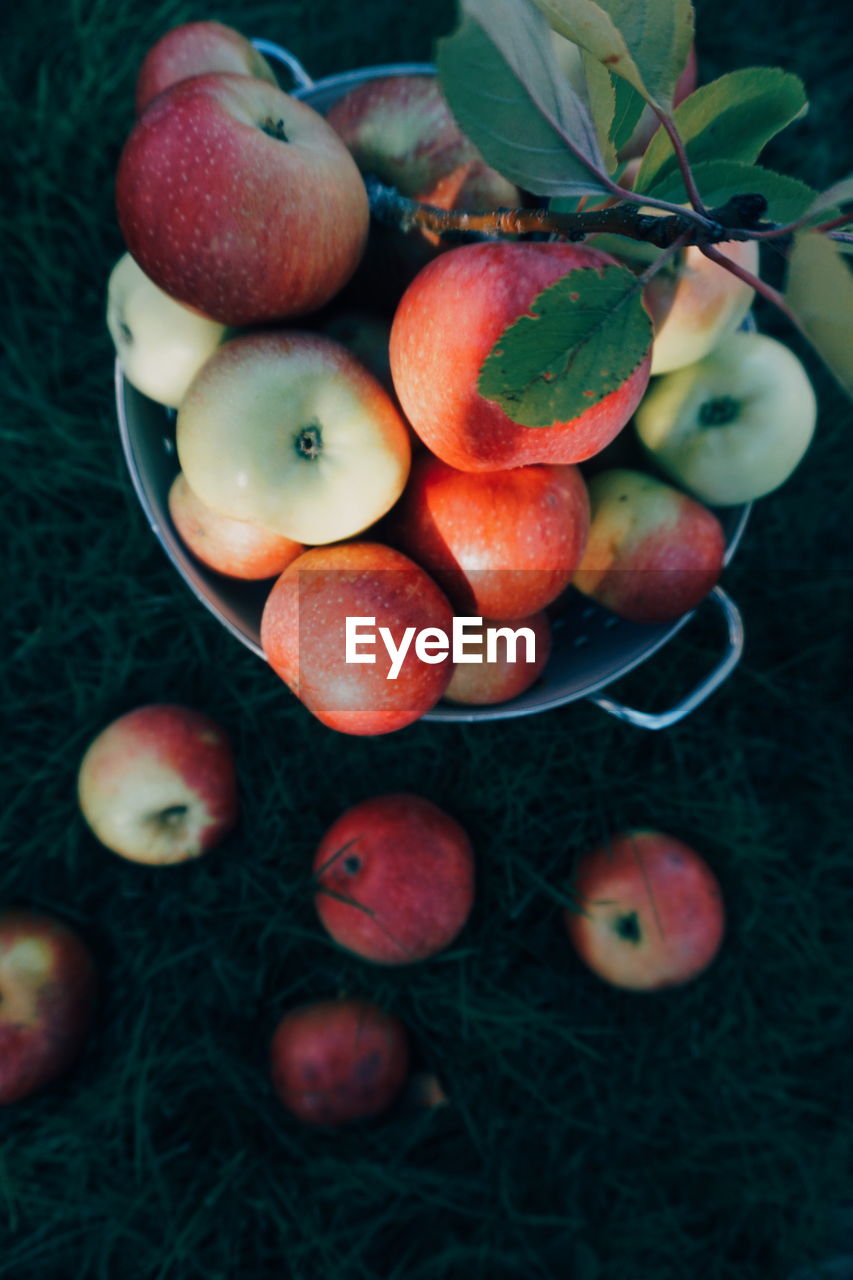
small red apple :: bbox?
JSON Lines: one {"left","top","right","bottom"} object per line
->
{"left": 0, "top": 909, "right": 97, "bottom": 1105}
{"left": 565, "top": 830, "right": 725, "bottom": 991}
{"left": 313, "top": 793, "right": 475, "bottom": 964}
{"left": 388, "top": 453, "right": 590, "bottom": 618}
{"left": 77, "top": 704, "right": 238, "bottom": 865}
{"left": 168, "top": 473, "right": 304, "bottom": 580}
{"left": 573, "top": 469, "right": 726, "bottom": 624}
{"left": 443, "top": 611, "right": 552, "bottom": 706}
{"left": 270, "top": 998, "right": 409, "bottom": 1125}
{"left": 260, "top": 541, "right": 455, "bottom": 736}
{"left": 116, "top": 73, "right": 369, "bottom": 326}
{"left": 389, "top": 241, "right": 652, "bottom": 472}
{"left": 135, "top": 20, "right": 278, "bottom": 115}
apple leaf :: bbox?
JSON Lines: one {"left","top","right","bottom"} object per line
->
{"left": 634, "top": 68, "right": 808, "bottom": 195}
{"left": 531, "top": 0, "right": 693, "bottom": 109}
{"left": 437, "top": 1, "right": 611, "bottom": 199}
{"left": 478, "top": 263, "right": 653, "bottom": 427}
{"left": 580, "top": 50, "right": 617, "bottom": 172}
{"left": 646, "top": 160, "right": 819, "bottom": 226}
{"left": 785, "top": 231, "right": 853, "bottom": 398}
{"left": 610, "top": 73, "right": 647, "bottom": 154}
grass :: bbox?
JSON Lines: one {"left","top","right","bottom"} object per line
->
{"left": 2, "top": 0, "right": 852, "bottom": 1277}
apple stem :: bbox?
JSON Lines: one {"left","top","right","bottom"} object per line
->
{"left": 649, "top": 107, "right": 708, "bottom": 215}
{"left": 295, "top": 423, "right": 323, "bottom": 460}
{"left": 615, "top": 911, "right": 642, "bottom": 944}
{"left": 154, "top": 804, "right": 188, "bottom": 827}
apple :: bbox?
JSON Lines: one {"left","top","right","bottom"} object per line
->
{"left": 443, "top": 610, "right": 552, "bottom": 705}
{"left": 135, "top": 20, "right": 278, "bottom": 114}
{"left": 270, "top": 998, "right": 409, "bottom": 1125}
{"left": 0, "top": 908, "right": 96, "bottom": 1105}
{"left": 389, "top": 240, "right": 652, "bottom": 472}
{"left": 644, "top": 239, "right": 760, "bottom": 375}
{"left": 116, "top": 73, "right": 370, "bottom": 326}
{"left": 388, "top": 453, "right": 590, "bottom": 618}
{"left": 635, "top": 331, "right": 818, "bottom": 505}
{"left": 77, "top": 704, "right": 238, "bottom": 865}
{"left": 565, "top": 830, "right": 725, "bottom": 991}
{"left": 107, "top": 253, "right": 227, "bottom": 408}
{"left": 313, "top": 793, "right": 475, "bottom": 964}
{"left": 573, "top": 469, "right": 726, "bottom": 624}
{"left": 167, "top": 473, "right": 304, "bottom": 580}
{"left": 260, "top": 541, "right": 455, "bottom": 736}
{"left": 176, "top": 331, "right": 411, "bottom": 546}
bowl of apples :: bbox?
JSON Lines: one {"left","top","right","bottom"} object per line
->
{"left": 113, "top": 23, "right": 817, "bottom": 736}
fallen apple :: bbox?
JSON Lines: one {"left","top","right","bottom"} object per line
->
{"left": 573, "top": 468, "right": 726, "bottom": 624}
{"left": 77, "top": 704, "right": 238, "bottom": 865}
{"left": 135, "top": 20, "right": 278, "bottom": 114}
{"left": 389, "top": 240, "right": 652, "bottom": 471}
{"left": 0, "top": 908, "right": 97, "bottom": 1105}
{"left": 116, "top": 73, "right": 369, "bottom": 326}
{"left": 176, "top": 331, "right": 411, "bottom": 546}
{"left": 565, "top": 829, "right": 725, "bottom": 991}
{"left": 270, "top": 998, "right": 409, "bottom": 1125}
{"left": 260, "top": 541, "right": 455, "bottom": 736}
{"left": 167, "top": 473, "right": 303, "bottom": 580}
{"left": 313, "top": 793, "right": 475, "bottom": 964}
{"left": 443, "top": 610, "right": 552, "bottom": 706}
{"left": 635, "top": 331, "right": 818, "bottom": 505}
{"left": 107, "top": 253, "right": 227, "bottom": 408}
{"left": 388, "top": 452, "right": 590, "bottom": 618}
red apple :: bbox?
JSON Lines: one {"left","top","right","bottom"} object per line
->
{"left": 116, "top": 73, "right": 369, "bottom": 326}
{"left": 168, "top": 473, "right": 304, "bottom": 580}
{"left": 270, "top": 998, "right": 409, "bottom": 1125}
{"left": 313, "top": 793, "right": 475, "bottom": 964}
{"left": 388, "top": 453, "right": 589, "bottom": 618}
{"left": 77, "top": 704, "right": 238, "bottom": 865}
{"left": 0, "top": 909, "right": 96, "bottom": 1105}
{"left": 565, "top": 830, "right": 725, "bottom": 991}
{"left": 389, "top": 241, "right": 652, "bottom": 471}
{"left": 573, "top": 469, "right": 726, "bottom": 624}
{"left": 260, "top": 542, "right": 455, "bottom": 736}
{"left": 135, "top": 20, "right": 278, "bottom": 114}
{"left": 443, "top": 611, "right": 552, "bottom": 705}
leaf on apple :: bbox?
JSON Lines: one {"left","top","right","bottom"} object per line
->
{"left": 646, "top": 160, "right": 819, "bottom": 226}
{"left": 634, "top": 68, "right": 808, "bottom": 195}
{"left": 531, "top": 0, "right": 694, "bottom": 110}
{"left": 436, "top": 0, "right": 611, "bottom": 199}
{"left": 478, "top": 262, "right": 653, "bottom": 427}
{"left": 785, "top": 231, "right": 853, "bottom": 398}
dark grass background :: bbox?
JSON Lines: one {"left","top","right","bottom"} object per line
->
{"left": 2, "top": 1, "right": 853, "bottom": 1277}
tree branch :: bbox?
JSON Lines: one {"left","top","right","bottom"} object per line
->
{"left": 650, "top": 107, "right": 707, "bottom": 214}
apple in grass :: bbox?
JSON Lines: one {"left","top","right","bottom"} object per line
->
{"left": 135, "top": 20, "right": 278, "bottom": 114}
{"left": 176, "top": 331, "right": 411, "bottom": 546}
{"left": 116, "top": 73, "right": 369, "bottom": 326}
{"left": 77, "top": 705, "right": 238, "bottom": 865}
{"left": 564, "top": 830, "right": 725, "bottom": 991}
{"left": 389, "top": 241, "right": 652, "bottom": 472}
{"left": 167, "top": 473, "right": 303, "bottom": 581}
{"left": 388, "top": 453, "right": 590, "bottom": 619}
{"left": 260, "top": 542, "right": 455, "bottom": 736}
{"left": 313, "top": 794, "right": 475, "bottom": 964}
{"left": 635, "top": 331, "right": 818, "bottom": 505}
{"left": 573, "top": 469, "right": 726, "bottom": 624}
{"left": 0, "top": 909, "right": 96, "bottom": 1105}
{"left": 270, "top": 998, "right": 409, "bottom": 1126}
{"left": 443, "top": 610, "right": 552, "bottom": 706}
{"left": 107, "top": 253, "right": 227, "bottom": 408}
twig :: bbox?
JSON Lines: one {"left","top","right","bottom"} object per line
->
{"left": 650, "top": 107, "right": 707, "bottom": 215}
{"left": 699, "top": 244, "right": 799, "bottom": 324}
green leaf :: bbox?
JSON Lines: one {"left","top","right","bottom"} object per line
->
{"left": 786, "top": 231, "right": 853, "bottom": 397}
{"left": 478, "top": 263, "right": 653, "bottom": 426}
{"left": 532, "top": 0, "right": 693, "bottom": 108}
{"left": 580, "top": 50, "right": 617, "bottom": 172}
{"left": 610, "top": 72, "right": 647, "bottom": 154}
{"left": 635, "top": 68, "right": 808, "bottom": 195}
{"left": 647, "top": 160, "right": 818, "bottom": 225}
{"left": 437, "top": 1, "right": 610, "bottom": 199}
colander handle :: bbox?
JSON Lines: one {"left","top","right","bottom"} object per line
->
{"left": 251, "top": 39, "right": 316, "bottom": 91}
{"left": 589, "top": 586, "right": 745, "bottom": 730}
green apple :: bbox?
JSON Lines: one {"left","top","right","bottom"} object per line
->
{"left": 635, "top": 331, "right": 817, "bottom": 505}
{"left": 107, "top": 253, "right": 227, "bottom": 408}
{"left": 176, "top": 331, "right": 411, "bottom": 545}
